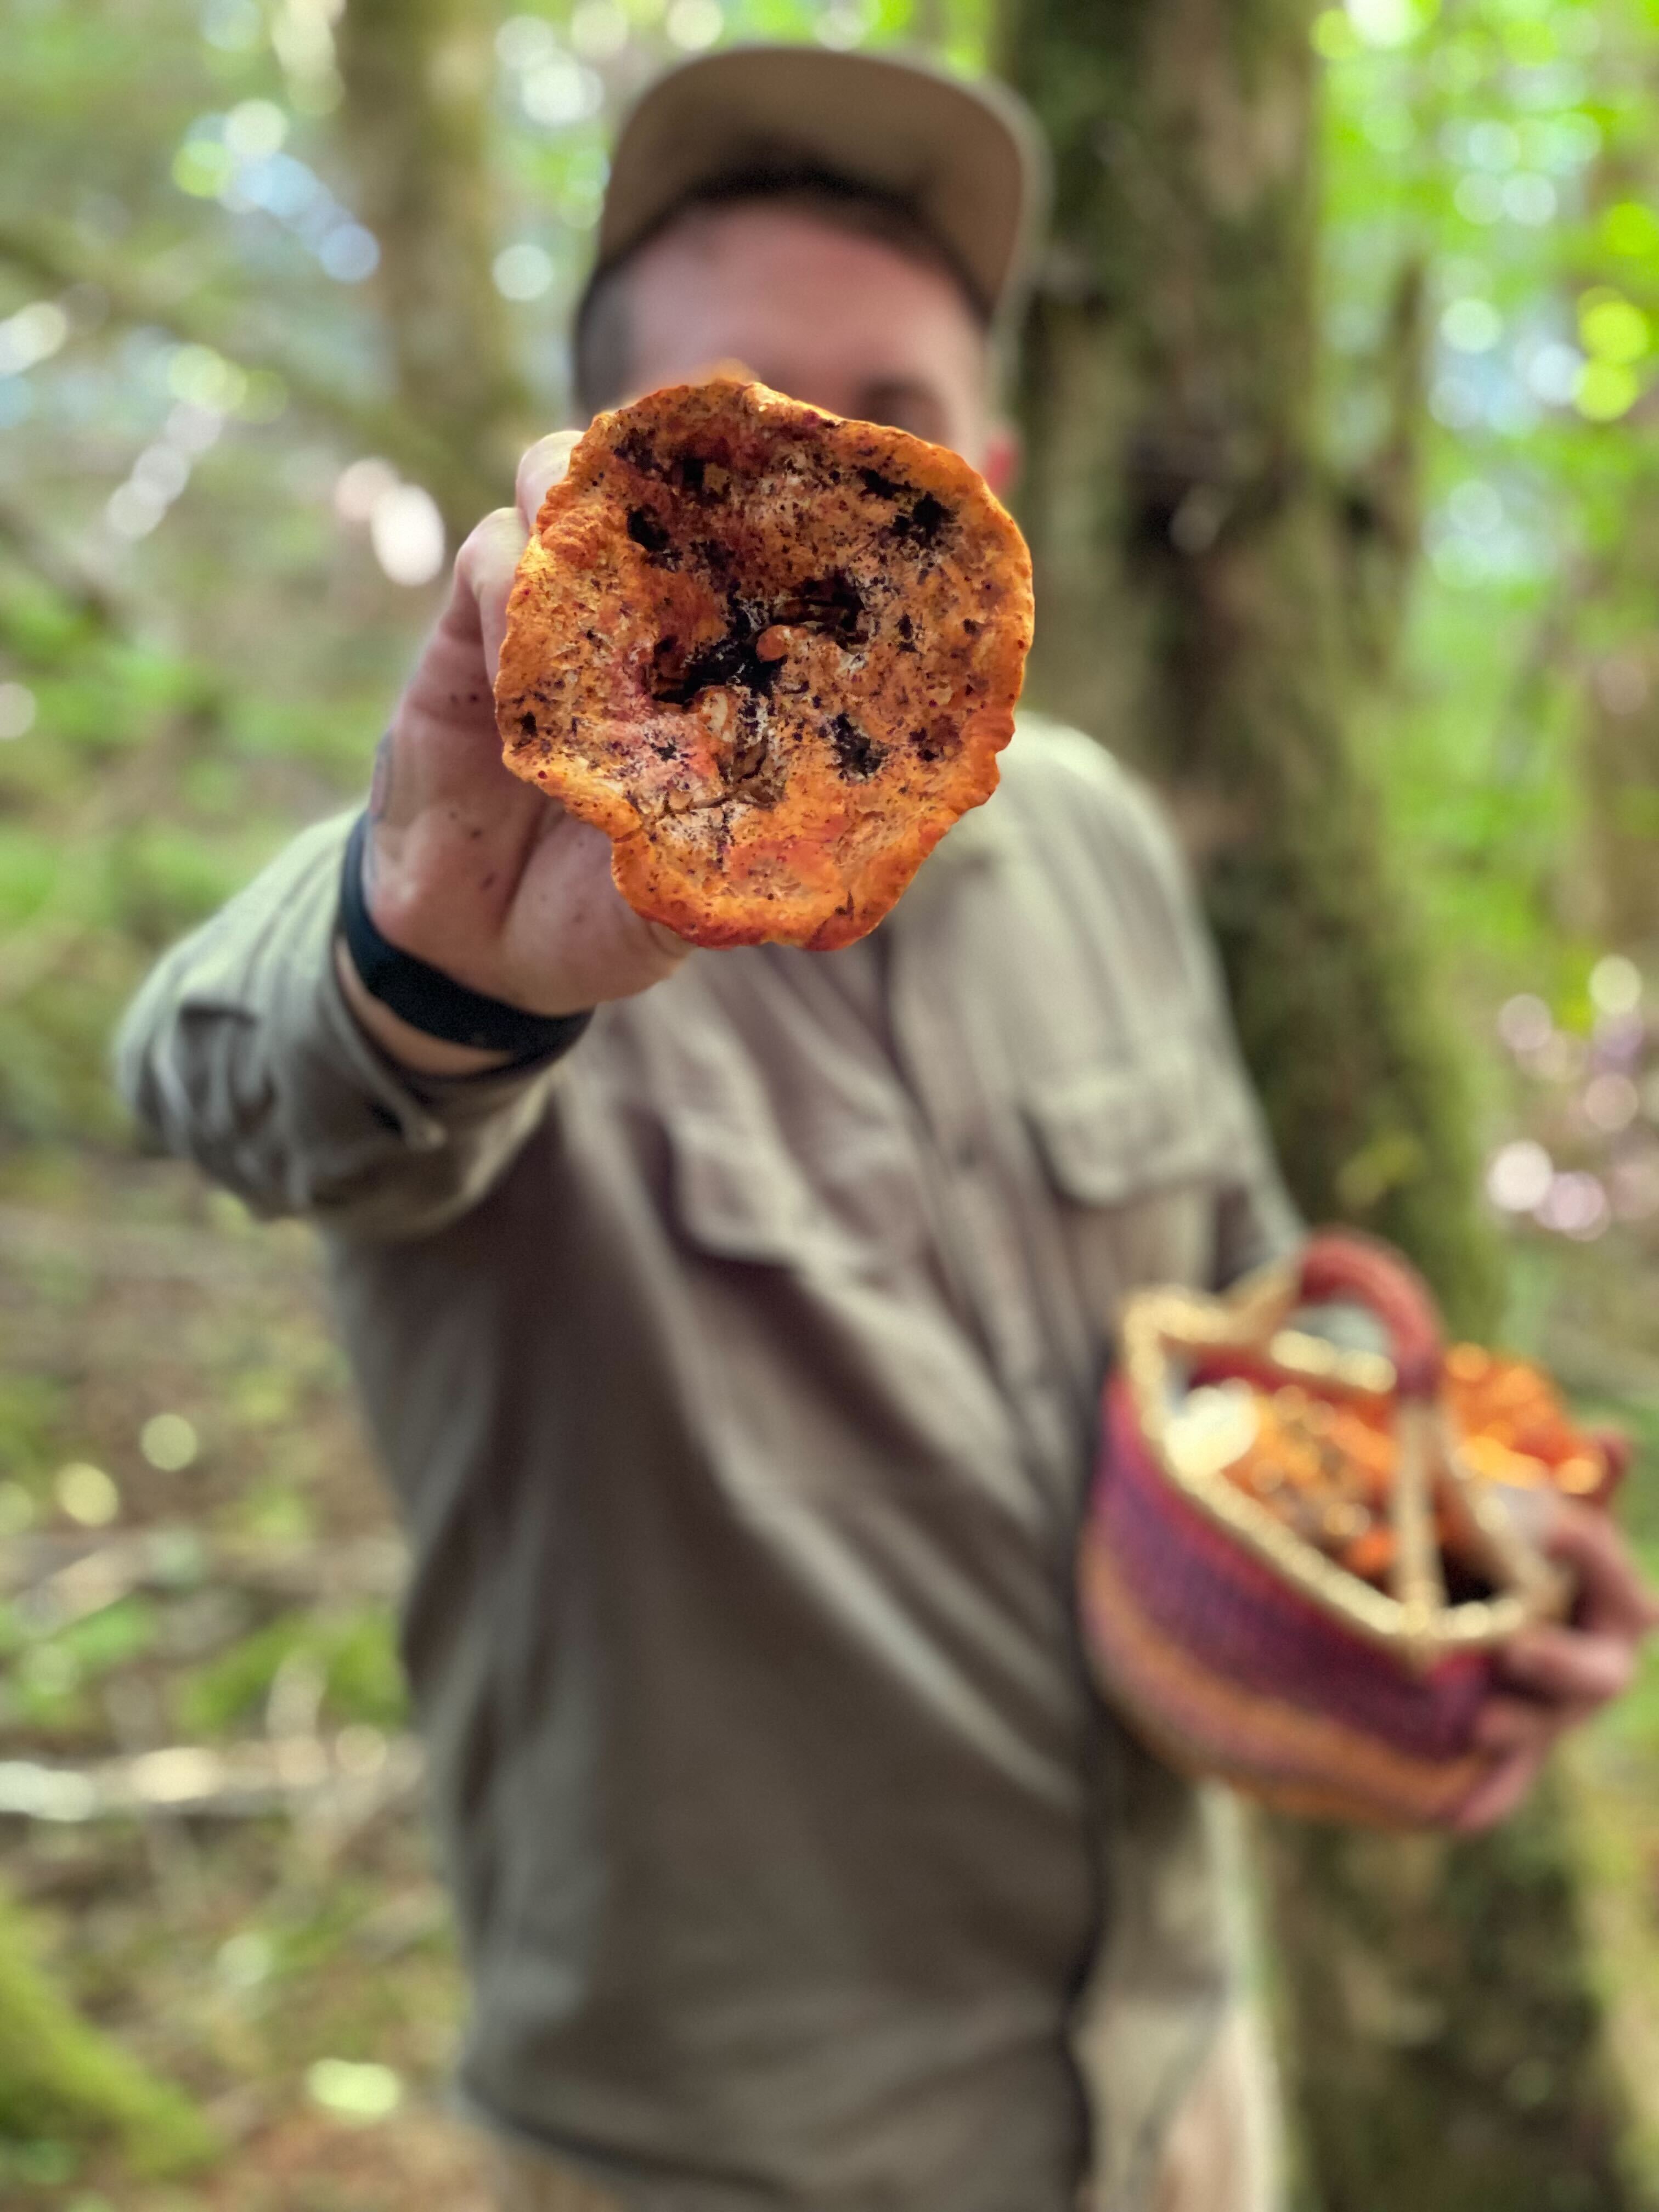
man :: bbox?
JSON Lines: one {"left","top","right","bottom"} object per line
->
{"left": 119, "top": 46, "right": 1655, "bottom": 2212}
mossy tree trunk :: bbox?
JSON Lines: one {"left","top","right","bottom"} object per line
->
{"left": 1579, "top": 485, "right": 1659, "bottom": 952}
{"left": 998, "top": 2, "right": 1643, "bottom": 2206}
{"left": 336, "top": 0, "right": 528, "bottom": 538}
{"left": 1583, "top": 664, "right": 1659, "bottom": 948}
{"left": 1001, "top": 0, "right": 1492, "bottom": 1316}
{"left": 1254, "top": 1792, "right": 1637, "bottom": 2211}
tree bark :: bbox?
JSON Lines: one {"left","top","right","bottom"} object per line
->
{"left": 1002, "top": 0, "right": 1495, "bottom": 1325}
{"left": 998, "top": 2, "right": 1643, "bottom": 2205}
{"left": 1583, "top": 634, "right": 1659, "bottom": 949}
{"left": 1254, "top": 1787, "right": 1637, "bottom": 2212}
{"left": 336, "top": 0, "right": 528, "bottom": 538}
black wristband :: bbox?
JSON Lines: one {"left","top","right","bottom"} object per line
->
{"left": 338, "top": 814, "right": 592, "bottom": 1061}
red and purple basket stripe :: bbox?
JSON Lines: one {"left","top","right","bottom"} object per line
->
{"left": 1081, "top": 1374, "right": 1491, "bottom": 1826}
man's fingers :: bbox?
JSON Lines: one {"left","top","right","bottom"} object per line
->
{"left": 1545, "top": 1501, "right": 1659, "bottom": 1635}
{"left": 1498, "top": 1623, "right": 1637, "bottom": 1706}
{"left": 1450, "top": 1500, "right": 1657, "bottom": 1846}
{"left": 503, "top": 805, "right": 692, "bottom": 1013}
{"left": 454, "top": 506, "right": 532, "bottom": 684}
{"left": 517, "top": 430, "right": 581, "bottom": 531}
{"left": 377, "top": 508, "right": 540, "bottom": 839}
{"left": 1588, "top": 1425, "right": 1634, "bottom": 1492}
{"left": 1454, "top": 1747, "right": 1545, "bottom": 1833}
{"left": 1472, "top": 1694, "right": 1575, "bottom": 1756}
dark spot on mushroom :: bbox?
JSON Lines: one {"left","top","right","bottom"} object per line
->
{"left": 859, "top": 467, "right": 910, "bottom": 501}
{"left": 614, "top": 430, "right": 661, "bottom": 476}
{"left": 827, "top": 713, "right": 884, "bottom": 779}
{"left": 654, "top": 577, "right": 871, "bottom": 706}
{"left": 891, "top": 492, "right": 950, "bottom": 548}
{"left": 770, "top": 572, "right": 867, "bottom": 644}
{"left": 518, "top": 710, "right": 537, "bottom": 737}
{"left": 628, "top": 506, "right": 672, "bottom": 556}
{"left": 678, "top": 453, "right": 705, "bottom": 493}
{"left": 651, "top": 601, "right": 785, "bottom": 706}
{"left": 962, "top": 617, "right": 980, "bottom": 635}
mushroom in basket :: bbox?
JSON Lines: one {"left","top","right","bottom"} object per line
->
{"left": 1080, "top": 1230, "right": 1623, "bottom": 1827}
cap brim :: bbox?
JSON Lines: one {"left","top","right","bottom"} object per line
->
{"left": 599, "top": 45, "right": 1050, "bottom": 325}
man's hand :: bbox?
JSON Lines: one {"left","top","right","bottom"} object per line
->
{"left": 337, "top": 432, "right": 690, "bottom": 1075}
{"left": 1455, "top": 1495, "right": 1659, "bottom": 1832}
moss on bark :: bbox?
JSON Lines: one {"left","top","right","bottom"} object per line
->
{"left": 1003, "top": 0, "right": 1497, "bottom": 1330}
{"left": 1255, "top": 1790, "right": 1636, "bottom": 2212}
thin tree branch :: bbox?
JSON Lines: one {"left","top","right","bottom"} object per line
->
{"left": 0, "top": 1731, "right": 424, "bottom": 1823}
{"left": 3, "top": 1531, "right": 408, "bottom": 1624}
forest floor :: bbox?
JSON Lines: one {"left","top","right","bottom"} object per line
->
{"left": 1, "top": 1134, "right": 1657, "bottom": 2209}
{"left": 0, "top": 1147, "right": 491, "bottom": 2210}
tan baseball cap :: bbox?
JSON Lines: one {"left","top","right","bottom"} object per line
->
{"left": 596, "top": 45, "right": 1051, "bottom": 326}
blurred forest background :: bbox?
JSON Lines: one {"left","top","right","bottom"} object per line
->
{"left": 1, "top": 0, "right": 1657, "bottom": 2207}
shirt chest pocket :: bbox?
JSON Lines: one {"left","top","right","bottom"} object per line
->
{"left": 1023, "top": 1033, "right": 1231, "bottom": 1300}
{"left": 663, "top": 1097, "right": 930, "bottom": 1280}
{"left": 666, "top": 1104, "right": 819, "bottom": 1265}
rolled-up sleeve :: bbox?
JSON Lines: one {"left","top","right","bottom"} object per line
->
{"left": 115, "top": 812, "right": 565, "bottom": 1242}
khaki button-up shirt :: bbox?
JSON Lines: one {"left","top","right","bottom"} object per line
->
{"left": 118, "top": 715, "right": 1297, "bottom": 2212}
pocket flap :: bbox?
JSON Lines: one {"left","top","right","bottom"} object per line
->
{"left": 1025, "top": 1036, "right": 1222, "bottom": 1206}
{"left": 667, "top": 1105, "right": 817, "bottom": 1264}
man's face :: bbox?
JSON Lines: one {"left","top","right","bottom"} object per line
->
{"left": 620, "top": 203, "right": 1011, "bottom": 487}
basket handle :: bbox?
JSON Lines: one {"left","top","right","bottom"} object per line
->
{"left": 1297, "top": 1229, "right": 1444, "bottom": 1401}
{"left": 1294, "top": 1232, "right": 1448, "bottom": 1655}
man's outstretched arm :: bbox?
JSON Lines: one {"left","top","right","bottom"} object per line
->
{"left": 116, "top": 432, "right": 688, "bottom": 1238}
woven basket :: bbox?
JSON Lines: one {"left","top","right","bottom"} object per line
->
{"left": 1080, "top": 1232, "right": 1613, "bottom": 1827}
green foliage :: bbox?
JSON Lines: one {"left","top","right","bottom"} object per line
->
{"left": 0, "top": 1373, "right": 67, "bottom": 1481}
{"left": 1318, "top": 0, "right": 1658, "bottom": 972}
{"left": 0, "top": 1880, "right": 216, "bottom": 2180}
{"left": 1253, "top": 0, "right": 1659, "bottom": 1317}
{"left": 173, "top": 1604, "right": 408, "bottom": 1740}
